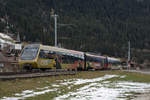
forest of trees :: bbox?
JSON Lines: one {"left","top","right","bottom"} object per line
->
{"left": 0, "top": 0, "right": 150, "bottom": 62}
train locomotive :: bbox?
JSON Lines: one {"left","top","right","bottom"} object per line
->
{"left": 19, "top": 44, "right": 120, "bottom": 71}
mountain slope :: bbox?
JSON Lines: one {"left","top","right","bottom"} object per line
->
{"left": 0, "top": 0, "right": 150, "bottom": 58}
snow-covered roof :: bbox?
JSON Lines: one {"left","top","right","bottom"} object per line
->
{"left": 0, "top": 32, "right": 15, "bottom": 45}
{"left": 0, "top": 33, "right": 13, "bottom": 40}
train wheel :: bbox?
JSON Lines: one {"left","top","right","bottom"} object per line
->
{"left": 23, "top": 66, "right": 32, "bottom": 72}
{"left": 40, "top": 68, "right": 46, "bottom": 71}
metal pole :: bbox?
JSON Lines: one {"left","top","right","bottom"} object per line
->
{"left": 127, "top": 41, "right": 131, "bottom": 70}
{"left": 54, "top": 14, "right": 58, "bottom": 47}
{"left": 51, "top": 14, "right": 58, "bottom": 47}
{"left": 128, "top": 41, "right": 130, "bottom": 61}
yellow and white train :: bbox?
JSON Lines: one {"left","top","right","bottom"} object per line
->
{"left": 19, "top": 44, "right": 121, "bottom": 71}
{"left": 19, "top": 44, "right": 84, "bottom": 71}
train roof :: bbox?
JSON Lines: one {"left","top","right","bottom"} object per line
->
{"left": 26, "top": 44, "right": 84, "bottom": 59}
{"left": 86, "top": 53, "right": 106, "bottom": 59}
{"left": 67, "top": 49, "right": 84, "bottom": 59}
{"left": 107, "top": 57, "right": 121, "bottom": 63}
{"left": 24, "top": 44, "right": 121, "bottom": 62}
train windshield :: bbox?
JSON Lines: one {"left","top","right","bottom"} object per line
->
{"left": 21, "top": 47, "right": 39, "bottom": 60}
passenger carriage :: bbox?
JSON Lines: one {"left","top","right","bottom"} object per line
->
{"left": 85, "top": 53, "right": 108, "bottom": 70}
{"left": 19, "top": 44, "right": 84, "bottom": 71}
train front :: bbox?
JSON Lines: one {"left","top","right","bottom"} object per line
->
{"left": 19, "top": 44, "right": 40, "bottom": 71}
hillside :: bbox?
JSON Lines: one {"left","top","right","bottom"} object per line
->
{"left": 0, "top": 0, "right": 150, "bottom": 62}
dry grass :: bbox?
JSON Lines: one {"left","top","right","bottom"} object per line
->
{"left": 0, "top": 70, "right": 150, "bottom": 99}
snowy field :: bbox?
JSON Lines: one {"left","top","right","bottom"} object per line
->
{"left": 1, "top": 75, "right": 150, "bottom": 100}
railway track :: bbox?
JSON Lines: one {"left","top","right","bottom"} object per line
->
{"left": 0, "top": 70, "right": 76, "bottom": 80}
{"left": 0, "top": 68, "right": 120, "bottom": 81}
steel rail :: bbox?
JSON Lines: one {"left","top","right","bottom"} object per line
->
{"left": 0, "top": 70, "right": 76, "bottom": 80}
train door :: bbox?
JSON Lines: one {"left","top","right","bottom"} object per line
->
{"left": 37, "top": 49, "right": 56, "bottom": 69}
{"left": 60, "top": 55, "right": 75, "bottom": 70}
{"left": 86, "top": 56, "right": 93, "bottom": 70}
{"left": 104, "top": 57, "right": 109, "bottom": 69}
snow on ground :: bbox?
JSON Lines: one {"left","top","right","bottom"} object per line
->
{"left": 1, "top": 88, "right": 57, "bottom": 100}
{"left": 55, "top": 79, "right": 150, "bottom": 100}
{"left": 1, "top": 75, "right": 150, "bottom": 100}
{"left": 60, "top": 75, "right": 119, "bottom": 85}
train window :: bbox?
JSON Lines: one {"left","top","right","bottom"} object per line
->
{"left": 21, "top": 47, "right": 39, "bottom": 60}
{"left": 39, "top": 50, "right": 55, "bottom": 59}
{"left": 39, "top": 50, "right": 45, "bottom": 58}
{"left": 62, "top": 55, "right": 70, "bottom": 64}
{"left": 61, "top": 55, "right": 76, "bottom": 64}
{"left": 68, "top": 56, "right": 74, "bottom": 64}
